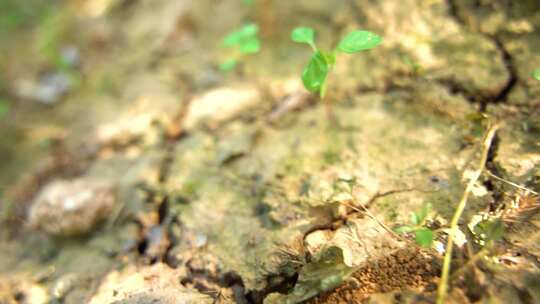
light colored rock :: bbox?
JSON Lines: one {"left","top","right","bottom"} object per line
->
{"left": 28, "top": 178, "right": 116, "bottom": 236}
{"left": 185, "top": 86, "right": 261, "bottom": 129}
{"left": 51, "top": 273, "right": 79, "bottom": 300}
{"left": 89, "top": 263, "right": 212, "bottom": 304}
{"left": 95, "top": 92, "right": 177, "bottom": 147}
{"left": 15, "top": 72, "right": 72, "bottom": 104}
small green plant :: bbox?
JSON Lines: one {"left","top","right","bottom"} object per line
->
{"left": 220, "top": 23, "right": 261, "bottom": 72}
{"left": 533, "top": 67, "right": 540, "bottom": 81}
{"left": 291, "top": 27, "right": 382, "bottom": 120}
{"left": 395, "top": 202, "right": 435, "bottom": 248}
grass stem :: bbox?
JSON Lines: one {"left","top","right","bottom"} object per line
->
{"left": 436, "top": 125, "right": 498, "bottom": 304}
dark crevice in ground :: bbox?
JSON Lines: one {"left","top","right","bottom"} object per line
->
{"left": 180, "top": 266, "right": 249, "bottom": 304}
{"left": 157, "top": 144, "right": 177, "bottom": 183}
{"left": 446, "top": 0, "right": 463, "bottom": 25}
{"left": 133, "top": 192, "right": 173, "bottom": 264}
{"left": 135, "top": 76, "right": 194, "bottom": 262}
{"left": 245, "top": 272, "right": 299, "bottom": 304}
{"left": 445, "top": 0, "right": 518, "bottom": 112}
{"left": 488, "top": 37, "right": 518, "bottom": 107}
{"left": 131, "top": 78, "right": 267, "bottom": 303}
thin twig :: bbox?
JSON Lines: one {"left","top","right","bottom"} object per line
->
{"left": 365, "top": 188, "right": 429, "bottom": 208}
{"left": 485, "top": 171, "right": 538, "bottom": 195}
{"left": 341, "top": 187, "right": 424, "bottom": 242}
{"left": 340, "top": 200, "right": 406, "bottom": 242}
{"left": 436, "top": 125, "right": 499, "bottom": 304}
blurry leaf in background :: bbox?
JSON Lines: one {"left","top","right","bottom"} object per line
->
{"left": 0, "top": 100, "right": 9, "bottom": 118}
{"left": 292, "top": 27, "right": 316, "bottom": 49}
{"left": 0, "top": 1, "right": 35, "bottom": 30}
{"left": 223, "top": 23, "right": 259, "bottom": 47}
{"left": 220, "top": 59, "right": 238, "bottom": 72}
{"left": 0, "top": 0, "right": 55, "bottom": 40}
{"left": 239, "top": 37, "right": 260, "bottom": 54}
{"left": 302, "top": 51, "right": 328, "bottom": 93}
{"left": 242, "top": 0, "right": 255, "bottom": 6}
{"left": 533, "top": 67, "right": 540, "bottom": 81}
{"left": 221, "top": 23, "right": 261, "bottom": 72}
{"left": 337, "top": 30, "right": 382, "bottom": 53}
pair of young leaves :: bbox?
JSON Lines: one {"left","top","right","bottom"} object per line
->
{"left": 291, "top": 27, "right": 382, "bottom": 97}
{"left": 221, "top": 23, "right": 261, "bottom": 71}
{"left": 395, "top": 202, "right": 434, "bottom": 248}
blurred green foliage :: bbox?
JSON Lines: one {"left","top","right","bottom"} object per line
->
{"left": 396, "top": 202, "right": 435, "bottom": 248}
{"left": 0, "top": 0, "right": 54, "bottom": 38}
{"left": 220, "top": 23, "right": 261, "bottom": 72}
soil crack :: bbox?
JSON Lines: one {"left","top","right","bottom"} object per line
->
{"left": 445, "top": 0, "right": 518, "bottom": 111}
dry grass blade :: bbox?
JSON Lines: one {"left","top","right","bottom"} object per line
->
{"left": 436, "top": 125, "right": 499, "bottom": 304}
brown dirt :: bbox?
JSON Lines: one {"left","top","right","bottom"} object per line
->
{"left": 307, "top": 248, "right": 440, "bottom": 304}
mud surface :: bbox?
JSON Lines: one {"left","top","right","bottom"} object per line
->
{"left": 0, "top": 0, "right": 539, "bottom": 303}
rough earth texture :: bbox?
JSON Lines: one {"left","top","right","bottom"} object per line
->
{"left": 0, "top": 0, "right": 539, "bottom": 303}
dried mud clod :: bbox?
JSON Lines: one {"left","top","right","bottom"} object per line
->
{"left": 28, "top": 178, "right": 117, "bottom": 237}
{"left": 307, "top": 248, "right": 440, "bottom": 304}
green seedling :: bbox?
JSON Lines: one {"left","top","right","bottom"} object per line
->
{"left": 533, "top": 67, "right": 540, "bottom": 81}
{"left": 395, "top": 202, "right": 434, "bottom": 248}
{"left": 291, "top": 27, "right": 382, "bottom": 120}
{"left": 220, "top": 23, "right": 261, "bottom": 72}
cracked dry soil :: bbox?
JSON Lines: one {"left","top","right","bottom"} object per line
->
{"left": 1, "top": 0, "right": 539, "bottom": 303}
